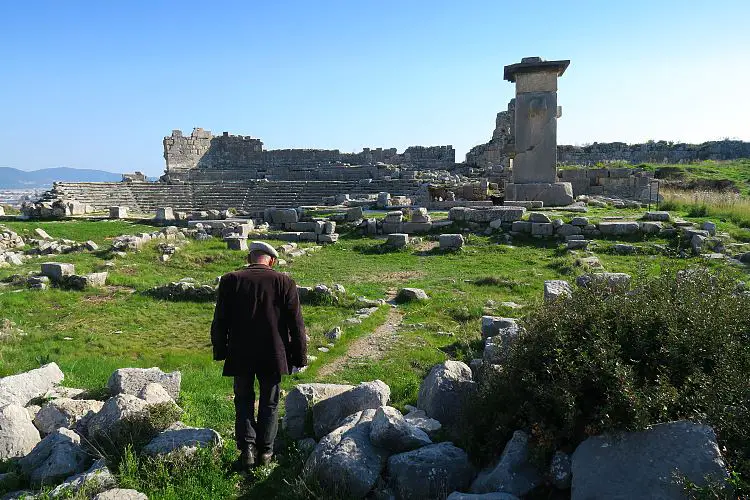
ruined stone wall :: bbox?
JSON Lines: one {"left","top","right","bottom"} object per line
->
{"left": 558, "top": 167, "right": 655, "bottom": 199}
{"left": 559, "top": 140, "right": 750, "bottom": 165}
{"left": 465, "top": 99, "right": 515, "bottom": 171}
{"left": 164, "top": 128, "right": 455, "bottom": 179}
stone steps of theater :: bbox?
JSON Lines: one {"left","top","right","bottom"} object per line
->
{"left": 48, "top": 180, "right": 422, "bottom": 212}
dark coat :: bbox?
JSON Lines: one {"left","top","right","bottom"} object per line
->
{"left": 211, "top": 264, "right": 307, "bottom": 376}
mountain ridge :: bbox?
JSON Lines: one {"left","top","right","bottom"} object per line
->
{"left": 0, "top": 167, "right": 122, "bottom": 189}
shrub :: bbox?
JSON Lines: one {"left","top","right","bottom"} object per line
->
{"left": 464, "top": 267, "right": 750, "bottom": 490}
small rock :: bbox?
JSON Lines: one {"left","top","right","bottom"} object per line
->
{"left": 396, "top": 288, "right": 428, "bottom": 302}
{"left": 369, "top": 406, "right": 432, "bottom": 453}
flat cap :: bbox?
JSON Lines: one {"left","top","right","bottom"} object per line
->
{"left": 249, "top": 241, "right": 279, "bottom": 259}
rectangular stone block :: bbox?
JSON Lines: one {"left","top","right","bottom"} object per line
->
{"left": 276, "top": 232, "right": 302, "bottom": 242}
{"left": 109, "top": 207, "right": 128, "bottom": 219}
{"left": 382, "top": 222, "right": 403, "bottom": 234}
{"left": 225, "top": 237, "right": 248, "bottom": 251}
{"left": 598, "top": 221, "right": 641, "bottom": 236}
{"left": 401, "top": 222, "right": 432, "bottom": 234}
{"left": 531, "top": 223, "right": 554, "bottom": 236}
{"left": 41, "top": 262, "right": 75, "bottom": 282}
{"left": 317, "top": 233, "right": 339, "bottom": 244}
{"left": 299, "top": 232, "right": 318, "bottom": 242}
{"left": 155, "top": 207, "right": 174, "bottom": 221}
{"left": 505, "top": 182, "right": 574, "bottom": 207}
{"left": 324, "top": 221, "right": 336, "bottom": 234}
{"left": 511, "top": 221, "right": 532, "bottom": 233}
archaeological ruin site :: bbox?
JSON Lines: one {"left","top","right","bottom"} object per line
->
{"left": 2, "top": 55, "right": 750, "bottom": 500}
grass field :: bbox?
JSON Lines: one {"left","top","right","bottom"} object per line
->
{"left": 0, "top": 214, "right": 748, "bottom": 499}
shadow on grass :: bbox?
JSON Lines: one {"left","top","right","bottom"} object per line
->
{"left": 439, "top": 337, "right": 484, "bottom": 363}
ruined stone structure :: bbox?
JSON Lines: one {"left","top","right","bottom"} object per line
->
{"left": 465, "top": 100, "right": 515, "bottom": 185}
{"left": 162, "top": 128, "right": 455, "bottom": 182}
{"left": 557, "top": 167, "right": 656, "bottom": 199}
{"left": 502, "top": 57, "right": 574, "bottom": 206}
{"left": 558, "top": 140, "right": 750, "bottom": 165}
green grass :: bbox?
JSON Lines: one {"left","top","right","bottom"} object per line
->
{"left": 0, "top": 217, "right": 748, "bottom": 498}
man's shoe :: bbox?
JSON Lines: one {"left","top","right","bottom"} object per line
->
{"left": 233, "top": 447, "right": 257, "bottom": 472}
{"left": 257, "top": 451, "right": 273, "bottom": 467}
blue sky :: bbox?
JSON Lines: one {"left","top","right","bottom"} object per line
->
{"left": 1, "top": 1, "right": 748, "bottom": 176}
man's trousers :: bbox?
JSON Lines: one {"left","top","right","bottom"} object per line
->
{"left": 233, "top": 372, "right": 282, "bottom": 454}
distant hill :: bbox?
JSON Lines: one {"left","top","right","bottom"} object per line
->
{"left": 0, "top": 167, "right": 122, "bottom": 189}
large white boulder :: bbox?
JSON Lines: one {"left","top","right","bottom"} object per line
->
{"left": 304, "top": 409, "right": 388, "bottom": 498}
{"left": 34, "top": 398, "right": 104, "bottom": 435}
{"left": 0, "top": 363, "right": 65, "bottom": 407}
{"left": 312, "top": 381, "right": 390, "bottom": 439}
{"left": 143, "top": 421, "right": 222, "bottom": 457}
{"left": 283, "top": 383, "right": 354, "bottom": 440}
{"left": 0, "top": 404, "right": 41, "bottom": 460}
{"left": 417, "top": 361, "right": 474, "bottom": 429}
{"left": 369, "top": 406, "right": 431, "bottom": 453}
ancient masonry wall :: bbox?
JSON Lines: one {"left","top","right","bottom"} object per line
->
{"left": 163, "top": 128, "right": 456, "bottom": 177}
{"left": 557, "top": 167, "right": 655, "bottom": 199}
{"left": 557, "top": 140, "right": 750, "bottom": 165}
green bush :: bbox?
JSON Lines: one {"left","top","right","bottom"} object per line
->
{"left": 464, "top": 268, "right": 750, "bottom": 490}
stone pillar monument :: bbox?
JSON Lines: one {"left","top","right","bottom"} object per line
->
{"left": 503, "top": 57, "right": 574, "bottom": 206}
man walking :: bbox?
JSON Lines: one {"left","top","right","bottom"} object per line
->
{"left": 211, "top": 241, "right": 307, "bottom": 471}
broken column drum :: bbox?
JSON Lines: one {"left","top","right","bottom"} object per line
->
{"left": 503, "top": 57, "right": 574, "bottom": 206}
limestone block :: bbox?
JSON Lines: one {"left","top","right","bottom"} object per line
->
{"left": 277, "top": 232, "right": 302, "bottom": 242}
{"left": 570, "top": 216, "right": 589, "bottom": 226}
{"left": 346, "top": 207, "right": 364, "bottom": 221}
{"left": 567, "top": 239, "right": 589, "bottom": 250}
{"left": 598, "top": 221, "right": 641, "bottom": 236}
{"left": 369, "top": 406, "right": 431, "bottom": 453}
{"left": 109, "top": 207, "right": 128, "bottom": 219}
{"left": 0, "top": 363, "right": 65, "bottom": 407}
{"left": 18, "top": 427, "right": 90, "bottom": 487}
{"left": 439, "top": 234, "right": 464, "bottom": 250}
{"left": 402, "top": 222, "right": 432, "bottom": 233}
{"left": 505, "top": 183, "right": 574, "bottom": 207}
{"left": 155, "top": 207, "right": 174, "bottom": 221}
{"left": 312, "top": 380, "right": 390, "bottom": 438}
{"left": 270, "top": 208, "right": 299, "bottom": 224}
{"left": 299, "top": 232, "right": 318, "bottom": 242}
{"left": 377, "top": 192, "right": 391, "bottom": 209}
{"left": 643, "top": 211, "right": 670, "bottom": 221}
{"left": 317, "top": 233, "right": 339, "bottom": 244}
{"left": 555, "top": 224, "right": 581, "bottom": 237}
{"left": 388, "top": 443, "right": 475, "bottom": 500}
{"left": 0, "top": 404, "right": 41, "bottom": 460}
{"left": 702, "top": 221, "right": 717, "bottom": 236}
{"left": 465, "top": 207, "right": 527, "bottom": 223}
{"left": 41, "top": 262, "right": 75, "bottom": 282}
{"left": 640, "top": 221, "right": 663, "bottom": 234}
{"left": 544, "top": 280, "right": 572, "bottom": 302}
{"left": 571, "top": 421, "right": 728, "bottom": 499}
{"left": 386, "top": 233, "right": 409, "bottom": 248}
{"left": 511, "top": 221, "right": 532, "bottom": 233}
{"left": 531, "top": 223, "right": 554, "bottom": 236}
{"left": 528, "top": 212, "right": 551, "bottom": 223}
{"left": 304, "top": 410, "right": 387, "bottom": 498}
{"left": 417, "top": 361, "right": 474, "bottom": 430}
{"left": 107, "top": 367, "right": 181, "bottom": 400}
{"left": 225, "top": 237, "right": 248, "bottom": 251}
{"left": 382, "top": 222, "right": 403, "bottom": 234}
{"left": 94, "top": 489, "right": 148, "bottom": 500}
{"left": 34, "top": 398, "right": 104, "bottom": 435}
{"left": 481, "top": 316, "right": 519, "bottom": 339}
{"left": 396, "top": 288, "right": 428, "bottom": 302}
{"left": 283, "top": 383, "right": 354, "bottom": 440}
{"left": 324, "top": 221, "right": 336, "bottom": 234}
{"left": 143, "top": 422, "right": 221, "bottom": 456}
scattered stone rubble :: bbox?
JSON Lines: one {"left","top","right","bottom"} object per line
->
{"left": 288, "top": 309, "right": 731, "bottom": 499}
{"left": 0, "top": 364, "right": 210, "bottom": 499}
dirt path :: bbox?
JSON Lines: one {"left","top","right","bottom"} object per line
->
{"left": 317, "top": 304, "right": 403, "bottom": 378}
